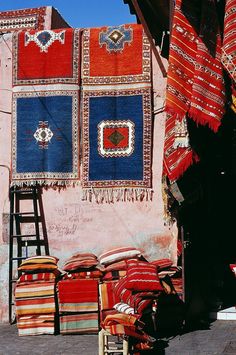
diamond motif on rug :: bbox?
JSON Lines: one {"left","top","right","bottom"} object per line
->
{"left": 98, "top": 120, "right": 134, "bottom": 157}
{"left": 25, "top": 30, "right": 65, "bottom": 52}
{"left": 33, "top": 121, "right": 53, "bottom": 149}
{"left": 99, "top": 25, "right": 133, "bottom": 52}
{"left": 108, "top": 130, "right": 125, "bottom": 146}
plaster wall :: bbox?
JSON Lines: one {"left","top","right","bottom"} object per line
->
{"left": 0, "top": 32, "right": 176, "bottom": 322}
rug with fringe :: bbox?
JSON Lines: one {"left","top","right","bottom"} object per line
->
{"left": 81, "top": 24, "right": 153, "bottom": 203}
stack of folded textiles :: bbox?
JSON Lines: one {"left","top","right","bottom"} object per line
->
{"left": 150, "top": 258, "right": 183, "bottom": 299}
{"left": 98, "top": 246, "right": 142, "bottom": 282}
{"left": 100, "top": 258, "right": 164, "bottom": 351}
{"left": 57, "top": 252, "right": 101, "bottom": 334}
{"left": 14, "top": 255, "right": 61, "bottom": 336}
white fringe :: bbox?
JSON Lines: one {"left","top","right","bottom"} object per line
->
{"left": 82, "top": 188, "right": 153, "bottom": 203}
{"left": 10, "top": 180, "right": 80, "bottom": 188}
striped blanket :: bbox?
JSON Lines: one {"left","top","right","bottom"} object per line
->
{"left": 17, "top": 314, "right": 55, "bottom": 336}
{"left": 60, "top": 313, "right": 98, "bottom": 334}
{"left": 58, "top": 279, "right": 98, "bottom": 313}
{"left": 15, "top": 282, "right": 56, "bottom": 316}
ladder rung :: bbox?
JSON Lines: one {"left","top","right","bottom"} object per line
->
{"left": 17, "top": 194, "right": 39, "bottom": 200}
{"left": 10, "top": 279, "right": 18, "bottom": 283}
{"left": 23, "top": 240, "right": 46, "bottom": 247}
{"left": 12, "top": 234, "right": 37, "bottom": 238}
{"left": 11, "top": 212, "right": 35, "bottom": 216}
{"left": 11, "top": 256, "right": 28, "bottom": 261}
{"left": 14, "top": 216, "right": 42, "bottom": 223}
{"left": 11, "top": 188, "right": 35, "bottom": 193}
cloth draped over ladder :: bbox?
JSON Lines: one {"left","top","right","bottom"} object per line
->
{"left": 11, "top": 28, "right": 80, "bottom": 187}
{"left": 164, "top": 0, "right": 226, "bottom": 182}
{"left": 81, "top": 24, "right": 153, "bottom": 203}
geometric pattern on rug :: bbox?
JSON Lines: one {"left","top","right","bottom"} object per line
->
{"left": 82, "top": 24, "right": 151, "bottom": 85}
{"left": 11, "top": 90, "right": 79, "bottom": 186}
{"left": 13, "top": 28, "right": 80, "bottom": 86}
{"left": 82, "top": 88, "right": 152, "bottom": 190}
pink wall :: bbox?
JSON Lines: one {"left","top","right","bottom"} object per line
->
{"left": 0, "top": 18, "right": 176, "bottom": 323}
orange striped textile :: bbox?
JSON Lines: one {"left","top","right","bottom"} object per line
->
{"left": 17, "top": 314, "right": 55, "bottom": 336}
{"left": 102, "top": 313, "right": 155, "bottom": 343}
{"left": 99, "top": 281, "right": 120, "bottom": 312}
{"left": 17, "top": 272, "right": 57, "bottom": 285}
{"left": 15, "top": 282, "right": 56, "bottom": 316}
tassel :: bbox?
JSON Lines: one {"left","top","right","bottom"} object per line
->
{"left": 81, "top": 188, "right": 153, "bottom": 204}
{"left": 173, "top": 116, "right": 189, "bottom": 149}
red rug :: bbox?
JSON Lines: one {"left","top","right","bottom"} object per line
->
{"left": 164, "top": 0, "right": 225, "bottom": 181}
{"left": 82, "top": 24, "right": 151, "bottom": 85}
{"left": 13, "top": 28, "right": 80, "bottom": 86}
{"left": 221, "top": 0, "right": 236, "bottom": 82}
{"left": 81, "top": 24, "right": 153, "bottom": 202}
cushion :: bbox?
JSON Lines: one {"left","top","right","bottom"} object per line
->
{"left": 19, "top": 255, "right": 59, "bottom": 266}
{"left": 114, "top": 277, "right": 153, "bottom": 314}
{"left": 70, "top": 252, "right": 97, "bottom": 259}
{"left": 63, "top": 259, "right": 98, "bottom": 271}
{"left": 105, "top": 260, "right": 128, "bottom": 272}
{"left": 63, "top": 253, "right": 99, "bottom": 271}
{"left": 98, "top": 247, "right": 141, "bottom": 266}
{"left": 125, "top": 259, "right": 163, "bottom": 292}
{"left": 103, "top": 270, "right": 127, "bottom": 281}
{"left": 150, "top": 258, "right": 173, "bottom": 270}
{"left": 18, "top": 263, "right": 58, "bottom": 272}
{"left": 114, "top": 302, "right": 134, "bottom": 314}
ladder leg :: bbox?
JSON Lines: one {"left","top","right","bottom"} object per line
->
{"left": 37, "top": 187, "right": 50, "bottom": 255}
{"left": 8, "top": 187, "right": 14, "bottom": 324}
{"left": 32, "top": 187, "right": 41, "bottom": 256}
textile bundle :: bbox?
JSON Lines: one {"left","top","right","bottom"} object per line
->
{"left": 57, "top": 279, "right": 99, "bottom": 334}
{"left": 11, "top": 28, "right": 80, "bottom": 187}
{"left": 60, "top": 313, "right": 98, "bottom": 334}
{"left": 17, "top": 314, "right": 55, "bottom": 336}
{"left": 15, "top": 282, "right": 56, "bottom": 316}
{"left": 164, "top": 0, "right": 225, "bottom": 181}
{"left": 102, "top": 313, "right": 155, "bottom": 344}
{"left": 57, "top": 279, "right": 98, "bottom": 313}
{"left": 81, "top": 24, "right": 153, "bottom": 203}
{"left": 14, "top": 256, "right": 60, "bottom": 336}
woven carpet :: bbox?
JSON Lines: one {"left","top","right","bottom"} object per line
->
{"left": 81, "top": 24, "right": 153, "bottom": 202}
{"left": 12, "top": 28, "right": 80, "bottom": 86}
{"left": 11, "top": 90, "right": 79, "bottom": 186}
{"left": 11, "top": 28, "right": 80, "bottom": 187}
{"left": 221, "top": 0, "right": 236, "bottom": 83}
{"left": 164, "top": 0, "right": 225, "bottom": 181}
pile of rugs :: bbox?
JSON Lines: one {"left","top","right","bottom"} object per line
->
{"left": 14, "top": 255, "right": 60, "bottom": 336}
{"left": 14, "top": 247, "right": 183, "bottom": 340}
{"left": 57, "top": 253, "right": 101, "bottom": 334}
{"left": 97, "top": 247, "right": 183, "bottom": 351}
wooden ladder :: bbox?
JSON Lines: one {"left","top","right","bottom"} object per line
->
{"left": 8, "top": 186, "right": 50, "bottom": 324}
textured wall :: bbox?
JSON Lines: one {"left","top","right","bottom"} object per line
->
{"left": 0, "top": 29, "right": 176, "bottom": 322}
